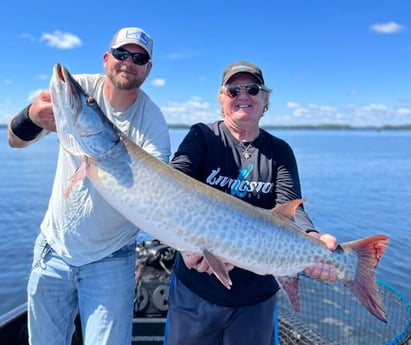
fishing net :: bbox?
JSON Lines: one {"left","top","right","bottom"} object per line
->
{"left": 275, "top": 274, "right": 411, "bottom": 345}
{"left": 134, "top": 242, "right": 411, "bottom": 345}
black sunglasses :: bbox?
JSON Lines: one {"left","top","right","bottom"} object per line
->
{"left": 224, "top": 83, "right": 264, "bottom": 98}
{"left": 109, "top": 48, "right": 151, "bottom": 65}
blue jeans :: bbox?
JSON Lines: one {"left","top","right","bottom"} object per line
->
{"left": 27, "top": 233, "right": 136, "bottom": 345}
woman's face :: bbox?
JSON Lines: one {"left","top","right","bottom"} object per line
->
{"left": 219, "top": 73, "right": 266, "bottom": 129}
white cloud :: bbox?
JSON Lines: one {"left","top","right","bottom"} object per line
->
{"left": 151, "top": 78, "right": 166, "bottom": 87}
{"left": 397, "top": 108, "right": 411, "bottom": 116}
{"left": 161, "top": 97, "right": 219, "bottom": 125}
{"left": 163, "top": 49, "right": 200, "bottom": 60}
{"left": 370, "top": 22, "right": 404, "bottom": 34}
{"left": 20, "top": 33, "right": 36, "bottom": 42}
{"left": 160, "top": 98, "right": 411, "bottom": 127}
{"left": 292, "top": 107, "right": 309, "bottom": 117}
{"left": 164, "top": 52, "right": 190, "bottom": 60}
{"left": 40, "top": 30, "right": 82, "bottom": 49}
{"left": 2, "top": 94, "right": 410, "bottom": 128}
{"left": 272, "top": 101, "right": 411, "bottom": 127}
{"left": 286, "top": 102, "right": 300, "bottom": 109}
{"left": 36, "top": 74, "right": 49, "bottom": 81}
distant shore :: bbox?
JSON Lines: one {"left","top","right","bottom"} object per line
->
{"left": 168, "top": 124, "right": 411, "bottom": 130}
{"left": 1, "top": 123, "right": 411, "bottom": 130}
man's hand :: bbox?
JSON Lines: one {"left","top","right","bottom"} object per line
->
{"left": 181, "top": 252, "right": 234, "bottom": 274}
{"left": 29, "top": 90, "right": 56, "bottom": 132}
{"left": 304, "top": 233, "right": 338, "bottom": 281}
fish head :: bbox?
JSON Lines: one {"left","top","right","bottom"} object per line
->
{"left": 50, "top": 63, "right": 120, "bottom": 160}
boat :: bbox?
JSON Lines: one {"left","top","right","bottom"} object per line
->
{"left": 1, "top": 240, "right": 410, "bottom": 345}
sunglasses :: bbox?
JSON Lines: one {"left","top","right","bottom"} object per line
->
{"left": 109, "top": 48, "right": 151, "bottom": 65}
{"left": 224, "top": 83, "right": 264, "bottom": 98}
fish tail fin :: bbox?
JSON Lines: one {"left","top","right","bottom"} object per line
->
{"left": 341, "top": 234, "right": 389, "bottom": 323}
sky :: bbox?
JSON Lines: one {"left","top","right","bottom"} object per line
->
{"left": 1, "top": 0, "right": 411, "bottom": 127}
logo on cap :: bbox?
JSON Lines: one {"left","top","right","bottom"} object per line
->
{"left": 231, "top": 64, "right": 252, "bottom": 73}
{"left": 126, "top": 29, "right": 148, "bottom": 47}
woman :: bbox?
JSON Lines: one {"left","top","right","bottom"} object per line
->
{"left": 164, "top": 61, "right": 337, "bottom": 345}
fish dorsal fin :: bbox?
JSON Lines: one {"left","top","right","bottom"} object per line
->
{"left": 202, "top": 248, "right": 232, "bottom": 290}
{"left": 272, "top": 199, "right": 305, "bottom": 221}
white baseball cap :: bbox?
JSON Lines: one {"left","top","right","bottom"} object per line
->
{"left": 109, "top": 27, "right": 153, "bottom": 58}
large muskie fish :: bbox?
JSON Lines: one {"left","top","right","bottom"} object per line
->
{"left": 50, "top": 63, "right": 390, "bottom": 322}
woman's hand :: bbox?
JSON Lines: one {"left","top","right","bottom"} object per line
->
{"left": 304, "top": 233, "right": 338, "bottom": 281}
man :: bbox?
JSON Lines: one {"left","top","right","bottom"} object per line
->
{"left": 8, "top": 27, "right": 170, "bottom": 345}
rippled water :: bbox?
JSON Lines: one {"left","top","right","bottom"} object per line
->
{"left": 1, "top": 127, "right": 410, "bottom": 316}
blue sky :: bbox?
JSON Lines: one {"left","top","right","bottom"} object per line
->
{"left": 1, "top": 0, "right": 410, "bottom": 127}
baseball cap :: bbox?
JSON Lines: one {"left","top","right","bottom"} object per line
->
{"left": 109, "top": 27, "right": 153, "bottom": 58}
{"left": 221, "top": 61, "right": 265, "bottom": 85}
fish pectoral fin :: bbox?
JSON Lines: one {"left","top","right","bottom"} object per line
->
{"left": 276, "top": 275, "right": 301, "bottom": 312}
{"left": 202, "top": 248, "right": 232, "bottom": 290}
{"left": 64, "top": 157, "right": 89, "bottom": 199}
{"left": 272, "top": 199, "right": 305, "bottom": 221}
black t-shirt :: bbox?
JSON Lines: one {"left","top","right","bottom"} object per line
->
{"left": 170, "top": 121, "right": 315, "bottom": 306}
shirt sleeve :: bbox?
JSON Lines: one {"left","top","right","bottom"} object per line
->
{"left": 140, "top": 123, "right": 171, "bottom": 164}
{"left": 170, "top": 123, "right": 207, "bottom": 177}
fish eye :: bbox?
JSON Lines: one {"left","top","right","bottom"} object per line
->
{"left": 86, "top": 96, "right": 97, "bottom": 106}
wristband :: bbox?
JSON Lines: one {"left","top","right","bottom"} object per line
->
{"left": 306, "top": 229, "right": 319, "bottom": 234}
{"left": 10, "top": 104, "right": 43, "bottom": 141}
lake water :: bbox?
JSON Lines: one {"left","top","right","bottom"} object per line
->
{"left": 0, "top": 127, "right": 410, "bottom": 317}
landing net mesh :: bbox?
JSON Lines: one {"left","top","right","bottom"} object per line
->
{"left": 135, "top": 241, "right": 411, "bottom": 345}
{"left": 276, "top": 275, "right": 411, "bottom": 345}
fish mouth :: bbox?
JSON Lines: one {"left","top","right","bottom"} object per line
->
{"left": 54, "top": 63, "right": 88, "bottom": 99}
{"left": 56, "top": 63, "right": 65, "bottom": 82}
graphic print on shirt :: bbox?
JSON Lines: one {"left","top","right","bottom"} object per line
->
{"left": 206, "top": 164, "right": 274, "bottom": 200}
{"left": 231, "top": 164, "right": 253, "bottom": 198}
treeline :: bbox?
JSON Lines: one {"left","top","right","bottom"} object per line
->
{"left": 168, "top": 123, "right": 411, "bottom": 130}
{"left": 2, "top": 123, "right": 411, "bottom": 130}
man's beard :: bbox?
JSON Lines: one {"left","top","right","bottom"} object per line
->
{"left": 107, "top": 69, "right": 144, "bottom": 90}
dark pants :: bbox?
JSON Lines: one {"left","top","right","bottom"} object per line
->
{"left": 164, "top": 275, "right": 277, "bottom": 345}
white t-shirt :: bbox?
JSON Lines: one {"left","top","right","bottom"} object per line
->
{"left": 40, "top": 74, "right": 170, "bottom": 266}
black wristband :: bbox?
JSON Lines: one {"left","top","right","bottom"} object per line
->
{"left": 10, "top": 104, "right": 43, "bottom": 141}
{"left": 305, "top": 229, "right": 319, "bottom": 234}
